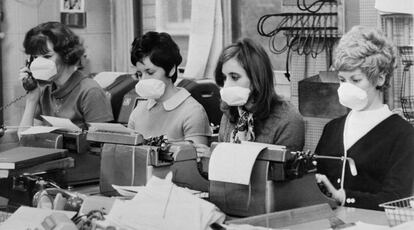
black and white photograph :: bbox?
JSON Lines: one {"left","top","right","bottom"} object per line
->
{"left": 60, "top": 0, "right": 85, "bottom": 13}
{"left": 0, "top": 0, "right": 413, "bottom": 229}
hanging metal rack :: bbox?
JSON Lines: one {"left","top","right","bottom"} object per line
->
{"left": 257, "top": 0, "right": 340, "bottom": 81}
{"left": 399, "top": 46, "right": 414, "bottom": 124}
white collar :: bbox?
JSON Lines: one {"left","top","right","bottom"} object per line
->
{"left": 146, "top": 88, "right": 191, "bottom": 111}
{"left": 350, "top": 104, "right": 392, "bottom": 120}
{"left": 343, "top": 104, "right": 392, "bottom": 151}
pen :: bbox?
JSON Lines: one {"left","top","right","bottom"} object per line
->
{"left": 162, "top": 183, "right": 174, "bottom": 219}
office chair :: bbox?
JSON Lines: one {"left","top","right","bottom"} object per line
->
{"left": 116, "top": 89, "right": 146, "bottom": 124}
{"left": 177, "top": 79, "right": 222, "bottom": 131}
{"left": 93, "top": 72, "right": 139, "bottom": 122}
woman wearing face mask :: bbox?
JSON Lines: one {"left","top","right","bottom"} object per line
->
{"left": 315, "top": 26, "right": 414, "bottom": 210}
{"left": 195, "top": 38, "right": 305, "bottom": 158}
{"left": 127, "top": 31, "right": 211, "bottom": 145}
{"left": 18, "top": 22, "right": 113, "bottom": 135}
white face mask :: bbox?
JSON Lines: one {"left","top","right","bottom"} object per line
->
{"left": 337, "top": 82, "right": 368, "bottom": 111}
{"left": 135, "top": 79, "right": 166, "bottom": 99}
{"left": 30, "top": 57, "right": 58, "bottom": 81}
{"left": 220, "top": 86, "right": 251, "bottom": 106}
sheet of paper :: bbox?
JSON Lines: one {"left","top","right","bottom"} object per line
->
{"left": 0, "top": 206, "right": 76, "bottom": 230}
{"left": 112, "top": 184, "right": 144, "bottom": 197}
{"left": 208, "top": 143, "right": 266, "bottom": 185}
{"left": 241, "top": 141, "right": 286, "bottom": 151}
{"left": 19, "top": 126, "right": 60, "bottom": 135}
{"left": 41, "top": 115, "right": 81, "bottom": 132}
{"left": 88, "top": 122, "right": 136, "bottom": 134}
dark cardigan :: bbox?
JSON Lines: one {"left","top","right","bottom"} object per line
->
{"left": 316, "top": 114, "right": 414, "bottom": 210}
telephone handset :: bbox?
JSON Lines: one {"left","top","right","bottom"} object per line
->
{"left": 22, "top": 56, "right": 38, "bottom": 92}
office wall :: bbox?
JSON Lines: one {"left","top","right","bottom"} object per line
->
{"left": 1, "top": 0, "right": 111, "bottom": 126}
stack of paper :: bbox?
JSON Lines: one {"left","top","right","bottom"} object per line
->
{"left": 106, "top": 173, "right": 225, "bottom": 230}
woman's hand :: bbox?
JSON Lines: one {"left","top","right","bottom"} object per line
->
{"left": 193, "top": 143, "right": 212, "bottom": 161}
{"left": 18, "top": 66, "right": 41, "bottom": 139}
{"left": 316, "top": 173, "right": 346, "bottom": 205}
{"left": 19, "top": 66, "right": 41, "bottom": 103}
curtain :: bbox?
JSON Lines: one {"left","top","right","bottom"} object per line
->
{"left": 110, "top": 0, "right": 135, "bottom": 72}
{"left": 183, "top": 0, "right": 223, "bottom": 79}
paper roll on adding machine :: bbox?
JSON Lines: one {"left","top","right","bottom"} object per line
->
{"left": 94, "top": 129, "right": 338, "bottom": 217}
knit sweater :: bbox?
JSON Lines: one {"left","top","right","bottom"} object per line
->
{"left": 316, "top": 114, "right": 414, "bottom": 210}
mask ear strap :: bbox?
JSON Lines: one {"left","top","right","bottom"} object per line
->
{"left": 26, "top": 56, "right": 34, "bottom": 68}
{"left": 168, "top": 66, "right": 176, "bottom": 78}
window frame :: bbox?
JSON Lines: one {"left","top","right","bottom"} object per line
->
{"left": 155, "top": 0, "right": 192, "bottom": 35}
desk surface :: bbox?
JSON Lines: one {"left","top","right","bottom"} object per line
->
{"left": 227, "top": 204, "right": 389, "bottom": 229}
{"left": 335, "top": 207, "right": 388, "bottom": 225}
{"left": 286, "top": 207, "right": 388, "bottom": 229}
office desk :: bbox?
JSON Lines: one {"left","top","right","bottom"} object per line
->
{"left": 227, "top": 204, "right": 389, "bottom": 229}
{"left": 67, "top": 184, "right": 391, "bottom": 229}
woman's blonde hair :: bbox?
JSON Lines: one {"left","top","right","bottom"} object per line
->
{"left": 332, "top": 25, "right": 397, "bottom": 90}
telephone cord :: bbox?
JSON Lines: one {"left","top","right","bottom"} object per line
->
{"left": 0, "top": 93, "right": 27, "bottom": 113}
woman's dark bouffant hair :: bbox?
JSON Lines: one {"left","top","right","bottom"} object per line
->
{"left": 130, "top": 31, "right": 182, "bottom": 83}
{"left": 23, "top": 21, "right": 85, "bottom": 66}
{"left": 215, "top": 38, "right": 283, "bottom": 123}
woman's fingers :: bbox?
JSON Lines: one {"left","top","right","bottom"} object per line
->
{"left": 316, "top": 174, "right": 346, "bottom": 204}
{"left": 315, "top": 174, "right": 336, "bottom": 193}
{"left": 19, "top": 67, "right": 31, "bottom": 80}
{"left": 193, "top": 143, "right": 211, "bottom": 158}
{"left": 315, "top": 173, "right": 327, "bottom": 183}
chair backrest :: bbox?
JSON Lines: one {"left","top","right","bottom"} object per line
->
{"left": 116, "top": 89, "right": 147, "bottom": 124}
{"left": 93, "top": 72, "right": 138, "bottom": 122}
{"left": 177, "top": 79, "right": 222, "bottom": 128}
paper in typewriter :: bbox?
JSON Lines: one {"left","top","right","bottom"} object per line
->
{"left": 208, "top": 143, "right": 266, "bottom": 185}
{"left": 241, "top": 141, "right": 286, "bottom": 151}
{"left": 88, "top": 122, "right": 136, "bottom": 134}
